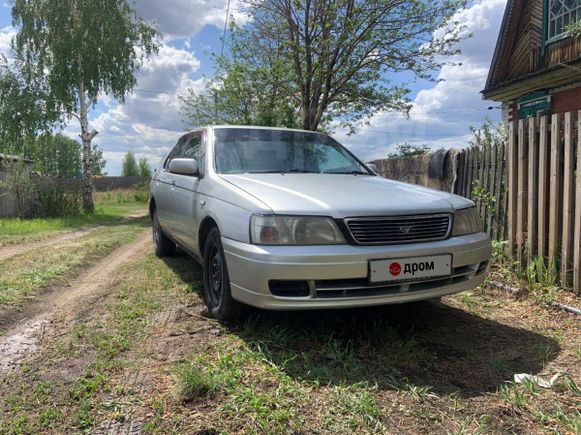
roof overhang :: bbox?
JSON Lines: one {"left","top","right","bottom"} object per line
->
{"left": 482, "top": 59, "right": 581, "bottom": 101}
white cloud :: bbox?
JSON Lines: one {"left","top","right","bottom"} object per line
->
{"left": 0, "top": 26, "right": 14, "bottom": 58}
{"left": 136, "top": 0, "right": 248, "bottom": 40}
{"left": 337, "top": 0, "right": 507, "bottom": 161}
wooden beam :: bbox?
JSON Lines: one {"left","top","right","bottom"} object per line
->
{"left": 537, "top": 115, "right": 550, "bottom": 261}
{"left": 561, "top": 112, "right": 575, "bottom": 288}
{"left": 548, "top": 113, "right": 562, "bottom": 268}
{"left": 573, "top": 111, "right": 581, "bottom": 293}
{"left": 528, "top": 118, "right": 538, "bottom": 264}
{"left": 517, "top": 119, "right": 528, "bottom": 268}
{"left": 507, "top": 121, "right": 518, "bottom": 257}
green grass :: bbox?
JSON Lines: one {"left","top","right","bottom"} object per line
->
{"left": 0, "top": 188, "right": 149, "bottom": 245}
{"left": 0, "top": 220, "right": 147, "bottom": 306}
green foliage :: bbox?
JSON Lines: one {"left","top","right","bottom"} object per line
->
{"left": 471, "top": 179, "right": 496, "bottom": 213}
{"left": 0, "top": 55, "right": 60, "bottom": 149}
{"left": 174, "top": 363, "right": 217, "bottom": 402}
{"left": 30, "top": 134, "right": 82, "bottom": 177}
{"left": 180, "top": 24, "right": 300, "bottom": 128}
{"left": 0, "top": 159, "right": 36, "bottom": 217}
{"left": 138, "top": 157, "right": 151, "bottom": 178}
{"left": 11, "top": 0, "right": 161, "bottom": 108}
{"left": 565, "top": 20, "right": 581, "bottom": 36}
{"left": 91, "top": 144, "right": 107, "bottom": 176}
{"left": 388, "top": 143, "right": 431, "bottom": 158}
{"left": 183, "top": 0, "right": 467, "bottom": 132}
{"left": 469, "top": 117, "right": 506, "bottom": 150}
{"left": 121, "top": 151, "right": 139, "bottom": 177}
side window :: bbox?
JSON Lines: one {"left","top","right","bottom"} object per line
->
{"left": 164, "top": 136, "right": 188, "bottom": 169}
{"left": 182, "top": 134, "right": 202, "bottom": 160}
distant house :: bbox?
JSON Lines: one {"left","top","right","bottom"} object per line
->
{"left": 482, "top": 0, "right": 581, "bottom": 122}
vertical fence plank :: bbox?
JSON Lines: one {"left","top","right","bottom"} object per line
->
{"left": 517, "top": 119, "right": 528, "bottom": 268}
{"left": 507, "top": 122, "right": 518, "bottom": 256}
{"left": 574, "top": 111, "right": 581, "bottom": 293}
{"left": 501, "top": 141, "right": 509, "bottom": 240}
{"left": 561, "top": 112, "right": 575, "bottom": 288}
{"left": 466, "top": 147, "right": 474, "bottom": 199}
{"left": 491, "top": 142, "right": 500, "bottom": 239}
{"left": 548, "top": 113, "right": 562, "bottom": 267}
{"left": 538, "top": 115, "right": 550, "bottom": 262}
{"left": 527, "top": 118, "right": 538, "bottom": 264}
{"left": 459, "top": 151, "right": 468, "bottom": 197}
{"left": 487, "top": 142, "right": 496, "bottom": 237}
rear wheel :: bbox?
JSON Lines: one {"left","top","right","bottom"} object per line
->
{"left": 152, "top": 209, "right": 175, "bottom": 257}
{"left": 202, "top": 227, "right": 243, "bottom": 320}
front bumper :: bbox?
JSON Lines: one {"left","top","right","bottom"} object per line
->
{"left": 222, "top": 233, "right": 492, "bottom": 310}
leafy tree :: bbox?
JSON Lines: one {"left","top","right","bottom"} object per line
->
{"left": 180, "top": 24, "right": 300, "bottom": 128}
{"left": 31, "top": 133, "right": 82, "bottom": 177}
{"left": 183, "top": 0, "right": 467, "bottom": 133}
{"left": 0, "top": 54, "right": 60, "bottom": 154}
{"left": 388, "top": 143, "right": 431, "bottom": 158}
{"left": 91, "top": 144, "right": 107, "bottom": 176}
{"left": 468, "top": 117, "right": 506, "bottom": 150}
{"left": 138, "top": 157, "right": 152, "bottom": 177}
{"left": 11, "top": 0, "right": 160, "bottom": 212}
{"left": 122, "top": 150, "right": 139, "bottom": 176}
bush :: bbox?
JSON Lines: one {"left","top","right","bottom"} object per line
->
{"left": 33, "top": 178, "right": 82, "bottom": 217}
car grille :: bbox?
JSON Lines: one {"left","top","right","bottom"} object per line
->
{"left": 345, "top": 214, "right": 451, "bottom": 245}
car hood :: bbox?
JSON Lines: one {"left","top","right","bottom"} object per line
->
{"left": 220, "top": 174, "right": 473, "bottom": 218}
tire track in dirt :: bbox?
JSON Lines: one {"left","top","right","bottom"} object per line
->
{"left": 0, "top": 212, "right": 147, "bottom": 262}
{"left": 0, "top": 231, "right": 151, "bottom": 374}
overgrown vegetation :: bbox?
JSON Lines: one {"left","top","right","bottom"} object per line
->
{"left": 0, "top": 187, "right": 148, "bottom": 245}
{"left": 387, "top": 142, "right": 431, "bottom": 158}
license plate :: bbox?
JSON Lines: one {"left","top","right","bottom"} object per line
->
{"left": 369, "top": 255, "right": 452, "bottom": 283}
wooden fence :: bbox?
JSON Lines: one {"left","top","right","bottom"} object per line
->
{"left": 504, "top": 111, "right": 581, "bottom": 293}
{"left": 454, "top": 141, "right": 508, "bottom": 241}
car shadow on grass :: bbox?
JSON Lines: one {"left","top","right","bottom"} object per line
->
{"left": 161, "top": 255, "right": 559, "bottom": 399}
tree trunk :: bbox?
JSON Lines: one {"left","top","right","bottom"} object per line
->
{"left": 79, "top": 83, "right": 97, "bottom": 213}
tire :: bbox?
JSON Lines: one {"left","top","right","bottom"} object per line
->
{"left": 202, "top": 227, "right": 242, "bottom": 320}
{"left": 152, "top": 209, "right": 176, "bottom": 258}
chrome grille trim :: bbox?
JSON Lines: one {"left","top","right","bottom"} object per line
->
{"left": 345, "top": 213, "right": 452, "bottom": 245}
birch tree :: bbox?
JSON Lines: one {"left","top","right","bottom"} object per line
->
{"left": 11, "top": 0, "right": 160, "bottom": 212}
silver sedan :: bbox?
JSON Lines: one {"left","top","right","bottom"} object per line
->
{"left": 149, "top": 126, "right": 491, "bottom": 319}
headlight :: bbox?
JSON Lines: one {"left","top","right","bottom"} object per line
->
{"left": 452, "top": 207, "right": 482, "bottom": 236}
{"left": 250, "top": 215, "right": 346, "bottom": 245}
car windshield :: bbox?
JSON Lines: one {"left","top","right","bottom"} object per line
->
{"left": 213, "top": 128, "right": 371, "bottom": 175}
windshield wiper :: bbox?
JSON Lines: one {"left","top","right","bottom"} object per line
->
{"left": 247, "top": 169, "right": 318, "bottom": 174}
{"left": 323, "top": 170, "right": 371, "bottom": 175}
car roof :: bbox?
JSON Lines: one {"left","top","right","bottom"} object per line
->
{"left": 188, "top": 125, "right": 328, "bottom": 136}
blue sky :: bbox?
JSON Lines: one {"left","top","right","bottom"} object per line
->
{"left": 0, "top": 0, "right": 506, "bottom": 175}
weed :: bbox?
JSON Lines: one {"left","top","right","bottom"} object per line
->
{"left": 174, "top": 363, "right": 218, "bottom": 402}
{"left": 499, "top": 383, "right": 527, "bottom": 409}
{"left": 407, "top": 384, "right": 439, "bottom": 402}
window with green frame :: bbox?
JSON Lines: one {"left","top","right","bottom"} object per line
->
{"left": 546, "top": 0, "right": 581, "bottom": 42}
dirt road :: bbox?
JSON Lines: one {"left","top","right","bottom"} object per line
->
{"left": 0, "top": 232, "right": 151, "bottom": 373}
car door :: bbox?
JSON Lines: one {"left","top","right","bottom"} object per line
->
{"left": 154, "top": 135, "right": 188, "bottom": 236}
{"left": 169, "top": 131, "right": 204, "bottom": 250}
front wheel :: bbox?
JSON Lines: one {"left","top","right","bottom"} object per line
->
{"left": 202, "top": 227, "right": 243, "bottom": 320}
{"left": 152, "top": 209, "right": 175, "bottom": 258}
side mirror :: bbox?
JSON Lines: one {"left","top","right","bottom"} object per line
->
{"left": 168, "top": 158, "right": 199, "bottom": 176}
{"left": 366, "top": 162, "right": 378, "bottom": 174}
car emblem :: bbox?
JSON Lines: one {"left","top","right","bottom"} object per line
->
{"left": 400, "top": 225, "right": 412, "bottom": 234}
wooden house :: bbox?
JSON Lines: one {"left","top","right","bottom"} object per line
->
{"left": 482, "top": 0, "right": 581, "bottom": 121}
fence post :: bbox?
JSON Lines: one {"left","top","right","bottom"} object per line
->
{"left": 527, "top": 117, "right": 538, "bottom": 265}
{"left": 562, "top": 112, "right": 575, "bottom": 288}
{"left": 573, "top": 110, "right": 581, "bottom": 294}
{"left": 537, "top": 115, "right": 550, "bottom": 262}
{"left": 548, "top": 114, "right": 562, "bottom": 269}
{"left": 517, "top": 119, "right": 528, "bottom": 268}
{"left": 507, "top": 121, "right": 518, "bottom": 257}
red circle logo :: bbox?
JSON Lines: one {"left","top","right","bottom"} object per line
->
{"left": 389, "top": 262, "right": 401, "bottom": 276}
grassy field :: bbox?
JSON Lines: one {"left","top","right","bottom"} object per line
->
{"left": 0, "top": 249, "right": 578, "bottom": 434}
{"left": 0, "top": 188, "right": 149, "bottom": 246}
